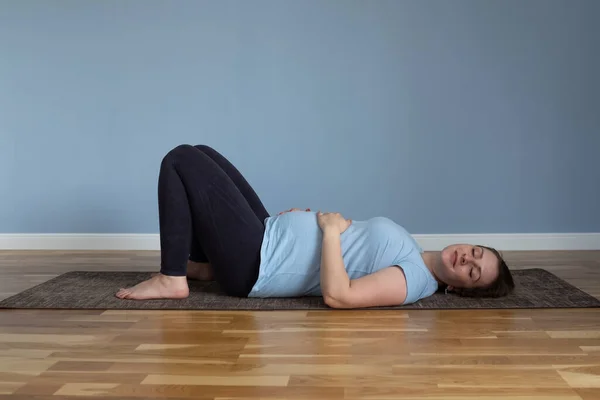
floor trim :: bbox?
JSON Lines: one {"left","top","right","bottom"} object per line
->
{"left": 0, "top": 233, "right": 599, "bottom": 251}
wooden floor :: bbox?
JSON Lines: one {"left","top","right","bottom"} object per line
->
{"left": 0, "top": 250, "right": 599, "bottom": 399}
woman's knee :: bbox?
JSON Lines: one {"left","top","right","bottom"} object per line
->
{"left": 170, "top": 144, "right": 197, "bottom": 158}
{"left": 194, "top": 144, "right": 215, "bottom": 154}
{"left": 162, "top": 144, "right": 197, "bottom": 165}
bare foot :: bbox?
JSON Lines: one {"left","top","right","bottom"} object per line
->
{"left": 186, "top": 260, "right": 214, "bottom": 281}
{"left": 115, "top": 274, "right": 189, "bottom": 300}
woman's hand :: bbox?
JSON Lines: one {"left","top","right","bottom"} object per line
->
{"left": 277, "top": 208, "right": 311, "bottom": 215}
{"left": 317, "top": 212, "right": 352, "bottom": 235}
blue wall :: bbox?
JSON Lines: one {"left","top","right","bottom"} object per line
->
{"left": 1, "top": 0, "right": 598, "bottom": 234}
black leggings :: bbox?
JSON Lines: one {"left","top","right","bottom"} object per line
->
{"left": 158, "top": 144, "right": 270, "bottom": 297}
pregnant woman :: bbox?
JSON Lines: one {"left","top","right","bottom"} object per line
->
{"left": 115, "top": 145, "right": 514, "bottom": 308}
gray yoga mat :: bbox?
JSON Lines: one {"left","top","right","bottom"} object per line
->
{"left": 1, "top": 269, "right": 599, "bottom": 310}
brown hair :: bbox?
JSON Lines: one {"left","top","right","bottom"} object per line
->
{"left": 446, "top": 245, "right": 515, "bottom": 298}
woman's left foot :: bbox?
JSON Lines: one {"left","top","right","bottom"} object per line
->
{"left": 115, "top": 274, "right": 189, "bottom": 300}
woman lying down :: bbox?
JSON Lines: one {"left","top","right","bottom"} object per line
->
{"left": 116, "top": 144, "right": 515, "bottom": 308}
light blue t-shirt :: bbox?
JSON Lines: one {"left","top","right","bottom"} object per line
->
{"left": 248, "top": 212, "right": 438, "bottom": 305}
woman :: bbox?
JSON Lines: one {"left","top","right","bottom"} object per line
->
{"left": 116, "top": 144, "right": 515, "bottom": 308}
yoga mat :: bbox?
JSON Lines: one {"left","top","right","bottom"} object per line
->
{"left": 1, "top": 269, "right": 598, "bottom": 310}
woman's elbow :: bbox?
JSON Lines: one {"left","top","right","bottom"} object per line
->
{"left": 323, "top": 295, "right": 352, "bottom": 309}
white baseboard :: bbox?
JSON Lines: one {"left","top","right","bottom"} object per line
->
{"left": 0, "top": 233, "right": 599, "bottom": 251}
{"left": 0, "top": 234, "right": 161, "bottom": 251}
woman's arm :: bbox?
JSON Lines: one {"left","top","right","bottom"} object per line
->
{"left": 317, "top": 211, "right": 408, "bottom": 309}
{"left": 324, "top": 266, "right": 408, "bottom": 309}
{"left": 320, "top": 227, "right": 351, "bottom": 303}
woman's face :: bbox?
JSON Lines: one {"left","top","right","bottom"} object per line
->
{"left": 437, "top": 244, "right": 500, "bottom": 289}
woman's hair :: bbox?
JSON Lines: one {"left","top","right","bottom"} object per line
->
{"left": 443, "top": 245, "right": 515, "bottom": 298}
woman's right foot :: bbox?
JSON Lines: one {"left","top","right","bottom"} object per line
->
{"left": 115, "top": 273, "right": 189, "bottom": 300}
{"left": 186, "top": 260, "right": 215, "bottom": 281}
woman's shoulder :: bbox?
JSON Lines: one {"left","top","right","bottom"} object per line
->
{"left": 397, "top": 258, "right": 439, "bottom": 304}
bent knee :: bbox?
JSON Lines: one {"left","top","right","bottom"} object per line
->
{"left": 170, "top": 144, "right": 197, "bottom": 157}
{"left": 162, "top": 144, "right": 196, "bottom": 164}
{"left": 193, "top": 144, "right": 215, "bottom": 154}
